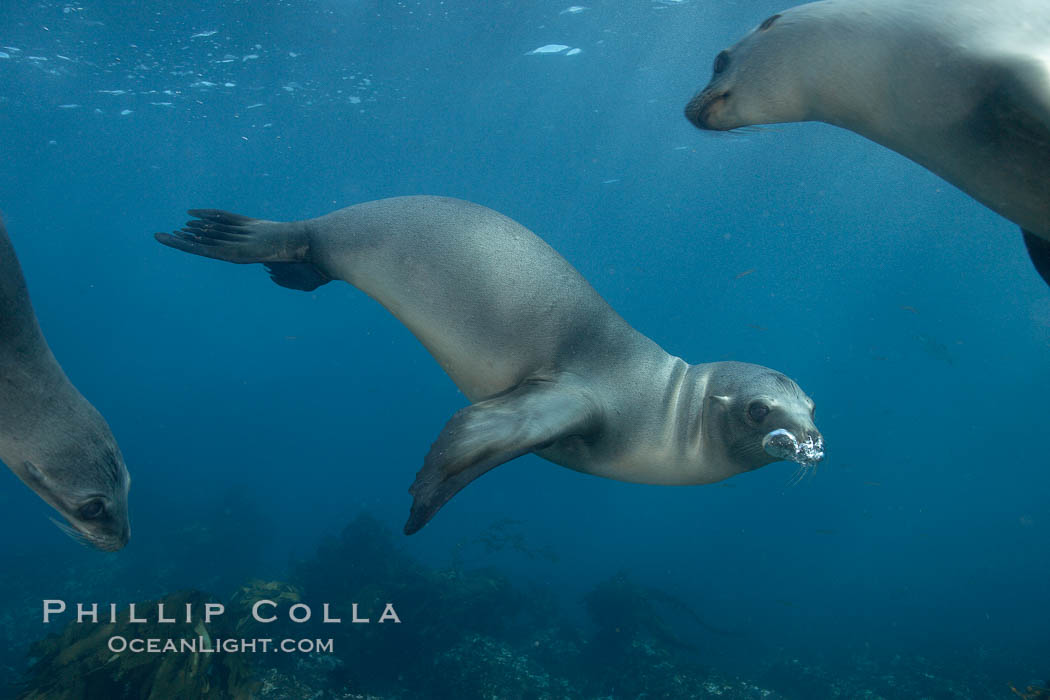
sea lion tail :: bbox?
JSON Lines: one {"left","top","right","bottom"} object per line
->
{"left": 155, "top": 209, "right": 329, "bottom": 292}
{"left": 1022, "top": 229, "right": 1050, "bottom": 288}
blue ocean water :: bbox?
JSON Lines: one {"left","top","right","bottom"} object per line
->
{"left": 1, "top": 0, "right": 1048, "bottom": 697}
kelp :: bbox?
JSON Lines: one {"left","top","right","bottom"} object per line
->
{"left": 19, "top": 590, "right": 258, "bottom": 700}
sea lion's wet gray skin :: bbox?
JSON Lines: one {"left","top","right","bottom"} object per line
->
{"left": 685, "top": 0, "right": 1050, "bottom": 286}
{"left": 0, "top": 215, "right": 130, "bottom": 551}
{"left": 156, "top": 196, "right": 822, "bottom": 534}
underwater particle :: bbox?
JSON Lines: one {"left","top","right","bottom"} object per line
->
{"left": 527, "top": 44, "right": 569, "bottom": 55}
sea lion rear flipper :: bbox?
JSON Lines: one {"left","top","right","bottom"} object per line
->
{"left": 263, "top": 263, "right": 330, "bottom": 291}
{"left": 404, "top": 378, "right": 602, "bottom": 535}
{"left": 155, "top": 209, "right": 329, "bottom": 291}
{"left": 1022, "top": 229, "right": 1050, "bottom": 287}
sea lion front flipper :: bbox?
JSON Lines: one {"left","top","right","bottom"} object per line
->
{"left": 1022, "top": 229, "right": 1050, "bottom": 287}
{"left": 404, "top": 377, "right": 602, "bottom": 535}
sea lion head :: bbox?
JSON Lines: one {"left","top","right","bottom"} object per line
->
{"left": 702, "top": 361, "right": 822, "bottom": 475}
{"left": 9, "top": 409, "right": 131, "bottom": 552}
{"left": 685, "top": 8, "right": 825, "bottom": 131}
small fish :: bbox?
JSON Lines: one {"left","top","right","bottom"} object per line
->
{"left": 190, "top": 30, "right": 218, "bottom": 39}
{"left": 242, "top": 54, "right": 259, "bottom": 62}
{"left": 559, "top": 6, "right": 589, "bottom": 14}
{"left": 120, "top": 109, "right": 132, "bottom": 115}
{"left": 0, "top": 52, "right": 9, "bottom": 59}
{"left": 747, "top": 324, "right": 767, "bottom": 331}
{"left": 245, "top": 103, "right": 265, "bottom": 110}
{"left": 916, "top": 333, "right": 954, "bottom": 365}
{"left": 565, "top": 48, "right": 582, "bottom": 56}
{"left": 57, "top": 103, "right": 80, "bottom": 109}
{"left": 735, "top": 268, "right": 755, "bottom": 279}
{"left": 814, "top": 529, "right": 837, "bottom": 535}
{"left": 527, "top": 44, "right": 569, "bottom": 55}
{"left": 863, "top": 481, "right": 881, "bottom": 487}
{"left": 900, "top": 305, "right": 919, "bottom": 314}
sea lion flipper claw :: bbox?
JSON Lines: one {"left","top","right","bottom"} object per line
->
{"left": 404, "top": 378, "right": 602, "bottom": 535}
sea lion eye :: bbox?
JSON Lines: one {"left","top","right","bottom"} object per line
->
{"left": 748, "top": 402, "right": 770, "bottom": 422}
{"left": 713, "top": 51, "right": 730, "bottom": 75}
{"left": 759, "top": 14, "right": 781, "bottom": 31}
{"left": 78, "top": 500, "right": 106, "bottom": 520}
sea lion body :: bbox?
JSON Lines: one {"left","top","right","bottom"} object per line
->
{"left": 685, "top": 0, "right": 1050, "bottom": 283}
{"left": 0, "top": 215, "right": 130, "bottom": 550}
{"left": 157, "top": 196, "right": 822, "bottom": 533}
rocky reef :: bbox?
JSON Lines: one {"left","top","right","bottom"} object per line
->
{"left": 6, "top": 513, "right": 1033, "bottom": 699}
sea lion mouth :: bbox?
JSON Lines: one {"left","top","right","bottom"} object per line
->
{"left": 49, "top": 517, "right": 128, "bottom": 552}
{"left": 762, "top": 429, "right": 824, "bottom": 467}
{"left": 684, "top": 89, "right": 729, "bottom": 130}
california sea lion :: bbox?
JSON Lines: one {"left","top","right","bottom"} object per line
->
{"left": 155, "top": 196, "right": 823, "bottom": 533}
{"left": 684, "top": 0, "right": 1050, "bottom": 286}
{"left": 0, "top": 215, "right": 130, "bottom": 550}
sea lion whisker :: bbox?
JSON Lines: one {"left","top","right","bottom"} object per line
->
{"left": 48, "top": 517, "right": 95, "bottom": 548}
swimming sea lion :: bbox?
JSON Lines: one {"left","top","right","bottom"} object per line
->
{"left": 0, "top": 215, "right": 130, "bottom": 550}
{"left": 684, "top": 0, "right": 1050, "bottom": 286}
{"left": 155, "top": 196, "right": 823, "bottom": 533}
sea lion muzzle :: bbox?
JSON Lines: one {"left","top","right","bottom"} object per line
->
{"left": 763, "top": 428, "right": 824, "bottom": 467}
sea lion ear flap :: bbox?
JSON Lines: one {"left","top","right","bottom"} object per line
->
{"left": 706, "top": 395, "right": 731, "bottom": 409}
{"left": 404, "top": 378, "right": 603, "bottom": 535}
{"left": 23, "top": 461, "right": 49, "bottom": 484}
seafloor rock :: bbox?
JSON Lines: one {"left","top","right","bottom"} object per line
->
{"left": 428, "top": 633, "right": 573, "bottom": 700}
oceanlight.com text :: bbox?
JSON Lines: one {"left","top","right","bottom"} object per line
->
{"left": 107, "top": 636, "right": 335, "bottom": 654}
